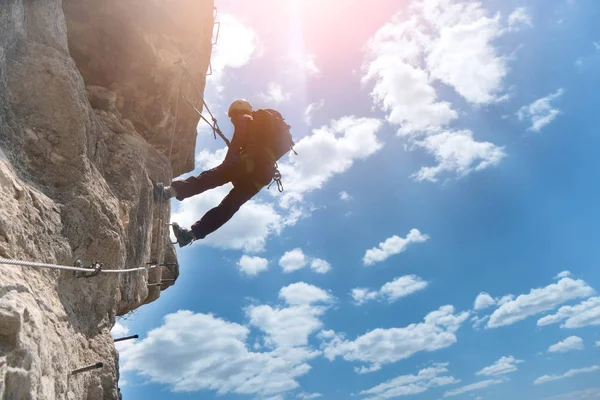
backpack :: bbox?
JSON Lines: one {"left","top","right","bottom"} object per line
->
{"left": 250, "top": 109, "right": 296, "bottom": 162}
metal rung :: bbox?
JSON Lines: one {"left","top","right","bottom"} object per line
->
{"left": 114, "top": 334, "right": 139, "bottom": 343}
{"left": 71, "top": 362, "right": 103, "bottom": 375}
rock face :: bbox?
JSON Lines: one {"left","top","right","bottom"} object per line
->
{"left": 0, "top": 0, "right": 213, "bottom": 398}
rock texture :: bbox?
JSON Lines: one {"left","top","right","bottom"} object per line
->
{"left": 0, "top": 0, "right": 213, "bottom": 398}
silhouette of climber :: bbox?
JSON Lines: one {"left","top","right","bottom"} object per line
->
{"left": 156, "top": 99, "right": 294, "bottom": 247}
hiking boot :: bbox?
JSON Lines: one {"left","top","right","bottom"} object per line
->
{"left": 171, "top": 223, "right": 196, "bottom": 247}
{"left": 153, "top": 181, "right": 174, "bottom": 203}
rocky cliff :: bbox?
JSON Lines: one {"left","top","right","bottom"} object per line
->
{"left": 0, "top": 0, "right": 214, "bottom": 398}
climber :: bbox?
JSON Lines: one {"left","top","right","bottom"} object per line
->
{"left": 155, "top": 99, "right": 295, "bottom": 247}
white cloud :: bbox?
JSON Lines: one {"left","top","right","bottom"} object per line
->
{"left": 537, "top": 297, "right": 600, "bottom": 329}
{"left": 112, "top": 322, "right": 129, "bottom": 338}
{"left": 121, "top": 310, "right": 316, "bottom": 397}
{"left": 548, "top": 336, "right": 585, "bottom": 353}
{"left": 596, "top": 341, "right": 600, "bottom": 347}
{"left": 238, "top": 255, "right": 269, "bottom": 276}
{"left": 278, "top": 282, "right": 332, "bottom": 306}
{"left": 474, "top": 292, "right": 497, "bottom": 311}
{"left": 358, "top": 364, "right": 459, "bottom": 400}
{"left": 297, "top": 393, "right": 322, "bottom": 400}
{"left": 351, "top": 275, "right": 428, "bottom": 305}
{"left": 363, "top": 229, "right": 430, "bottom": 266}
{"left": 545, "top": 387, "right": 600, "bottom": 400}
{"left": 339, "top": 191, "right": 352, "bottom": 201}
{"left": 362, "top": 0, "right": 508, "bottom": 181}
{"left": 508, "top": 7, "right": 533, "bottom": 31}
{"left": 320, "top": 305, "right": 469, "bottom": 371}
{"left": 517, "top": 89, "right": 565, "bottom": 132}
{"left": 486, "top": 277, "right": 595, "bottom": 328}
{"left": 421, "top": 0, "right": 508, "bottom": 104}
{"left": 443, "top": 378, "right": 505, "bottom": 397}
{"left": 276, "top": 116, "right": 384, "bottom": 208}
{"left": 304, "top": 100, "right": 325, "bottom": 126}
{"left": 310, "top": 259, "right": 331, "bottom": 274}
{"left": 280, "top": 248, "right": 308, "bottom": 273}
{"left": 555, "top": 271, "right": 571, "bottom": 279}
{"left": 121, "top": 283, "right": 333, "bottom": 398}
{"left": 351, "top": 288, "right": 380, "bottom": 306}
{"left": 209, "top": 14, "right": 260, "bottom": 90}
{"left": 476, "top": 356, "right": 524, "bottom": 376}
{"left": 534, "top": 366, "right": 600, "bottom": 385}
{"left": 412, "top": 130, "right": 505, "bottom": 182}
{"left": 246, "top": 284, "right": 332, "bottom": 350}
{"left": 259, "top": 82, "right": 292, "bottom": 105}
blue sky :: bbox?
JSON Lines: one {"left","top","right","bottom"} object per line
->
{"left": 113, "top": 1, "right": 600, "bottom": 399}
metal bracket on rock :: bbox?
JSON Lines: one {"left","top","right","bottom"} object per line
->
{"left": 73, "top": 260, "right": 104, "bottom": 278}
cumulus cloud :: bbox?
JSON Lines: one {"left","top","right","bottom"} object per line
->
{"left": 358, "top": 364, "right": 458, "bottom": 400}
{"left": 351, "top": 275, "right": 428, "bottom": 305}
{"left": 121, "top": 283, "right": 333, "bottom": 398}
{"left": 111, "top": 322, "right": 129, "bottom": 338}
{"left": 554, "top": 271, "right": 571, "bottom": 279}
{"left": 362, "top": 0, "right": 508, "bottom": 181}
{"left": 476, "top": 356, "right": 524, "bottom": 376}
{"left": 412, "top": 130, "right": 505, "bottom": 183}
{"left": 534, "top": 366, "right": 600, "bottom": 385}
{"left": 486, "top": 277, "right": 595, "bottom": 328}
{"left": 276, "top": 116, "right": 384, "bottom": 208}
{"left": 537, "top": 297, "right": 600, "bottom": 329}
{"left": 548, "top": 336, "right": 584, "bottom": 353}
{"left": 278, "top": 282, "right": 332, "bottom": 306}
{"left": 310, "top": 259, "right": 331, "bottom": 274}
{"left": 517, "top": 89, "right": 565, "bottom": 132}
{"left": 238, "top": 255, "right": 269, "bottom": 276}
{"left": 474, "top": 292, "right": 497, "bottom": 311}
{"left": 320, "top": 305, "right": 469, "bottom": 372}
{"left": 507, "top": 7, "right": 533, "bottom": 31}
{"left": 443, "top": 378, "right": 505, "bottom": 397}
{"left": 363, "top": 229, "right": 430, "bottom": 266}
{"left": 279, "top": 249, "right": 332, "bottom": 274}
{"left": 280, "top": 248, "right": 308, "bottom": 273}
{"left": 259, "top": 82, "right": 292, "bottom": 105}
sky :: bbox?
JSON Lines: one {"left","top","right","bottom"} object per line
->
{"left": 112, "top": 1, "right": 600, "bottom": 399}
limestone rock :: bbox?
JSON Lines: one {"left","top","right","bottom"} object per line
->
{"left": 0, "top": 0, "right": 214, "bottom": 398}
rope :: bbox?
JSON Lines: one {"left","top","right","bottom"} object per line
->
{"left": 0, "top": 258, "right": 158, "bottom": 274}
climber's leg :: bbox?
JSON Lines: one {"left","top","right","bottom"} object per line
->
{"left": 170, "top": 163, "right": 234, "bottom": 201}
{"left": 190, "top": 181, "right": 261, "bottom": 239}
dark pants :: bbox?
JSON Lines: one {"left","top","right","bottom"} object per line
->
{"left": 170, "top": 158, "right": 273, "bottom": 239}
